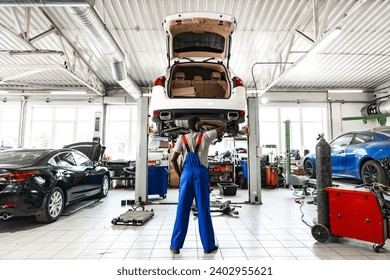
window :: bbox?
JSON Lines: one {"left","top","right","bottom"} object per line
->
{"left": 173, "top": 32, "right": 225, "bottom": 53}
{"left": 259, "top": 108, "right": 279, "bottom": 147}
{"left": 0, "top": 106, "right": 19, "bottom": 148}
{"left": 351, "top": 134, "right": 373, "bottom": 145}
{"left": 259, "top": 106, "right": 327, "bottom": 157}
{"left": 26, "top": 107, "right": 95, "bottom": 148}
{"left": 105, "top": 106, "right": 138, "bottom": 160}
{"left": 73, "top": 151, "right": 93, "bottom": 167}
{"left": 57, "top": 152, "right": 77, "bottom": 167}
{"left": 0, "top": 150, "right": 43, "bottom": 165}
{"left": 331, "top": 134, "right": 354, "bottom": 148}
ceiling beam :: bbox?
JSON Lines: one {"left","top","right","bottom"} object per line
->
{"left": 0, "top": 6, "right": 105, "bottom": 95}
{"left": 29, "top": 26, "right": 56, "bottom": 44}
{"left": 37, "top": 7, "right": 105, "bottom": 94}
{"left": 1, "top": 68, "right": 50, "bottom": 82}
{"left": 374, "top": 80, "right": 390, "bottom": 92}
{"left": 0, "top": 64, "right": 62, "bottom": 69}
{"left": 260, "top": 0, "right": 370, "bottom": 96}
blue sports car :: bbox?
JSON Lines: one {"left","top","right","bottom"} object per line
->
{"left": 303, "top": 128, "right": 390, "bottom": 185}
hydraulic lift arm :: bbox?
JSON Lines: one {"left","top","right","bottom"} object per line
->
{"left": 342, "top": 114, "right": 387, "bottom": 127}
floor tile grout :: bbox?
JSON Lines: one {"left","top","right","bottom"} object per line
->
{"left": 1, "top": 187, "right": 390, "bottom": 260}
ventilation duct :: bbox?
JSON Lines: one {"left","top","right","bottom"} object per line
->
{"left": 68, "top": 5, "right": 142, "bottom": 98}
{"left": 361, "top": 99, "right": 390, "bottom": 116}
{"left": 0, "top": 1, "right": 92, "bottom": 6}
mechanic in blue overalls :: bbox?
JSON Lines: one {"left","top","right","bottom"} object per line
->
{"left": 170, "top": 117, "right": 226, "bottom": 254}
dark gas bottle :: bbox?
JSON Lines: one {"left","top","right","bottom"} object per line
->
{"left": 315, "top": 134, "right": 332, "bottom": 227}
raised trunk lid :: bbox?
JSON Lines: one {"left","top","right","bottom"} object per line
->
{"left": 164, "top": 12, "right": 236, "bottom": 63}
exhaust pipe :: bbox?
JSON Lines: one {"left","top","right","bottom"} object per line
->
{"left": 227, "top": 112, "right": 239, "bottom": 121}
{"left": 1, "top": 213, "right": 13, "bottom": 220}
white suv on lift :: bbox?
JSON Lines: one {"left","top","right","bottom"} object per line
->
{"left": 149, "top": 12, "right": 247, "bottom": 140}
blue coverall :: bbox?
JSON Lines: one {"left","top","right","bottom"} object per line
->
{"left": 170, "top": 133, "right": 215, "bottom": 252}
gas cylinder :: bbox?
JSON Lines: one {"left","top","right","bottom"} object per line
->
{"left": 265, "top": 165, "right": 278, "bottom": 188}
{"left": 315, "top": 134, "right": 332, "bottom": 227}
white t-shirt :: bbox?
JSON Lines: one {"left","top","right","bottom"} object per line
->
{"left": 173, "top": 130, "right": 218, "bottom": 168}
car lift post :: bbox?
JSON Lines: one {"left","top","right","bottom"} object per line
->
{"left": 247, "top": 95, "right": 262, "bottom": 204}
{"left": 17, "top": 96, "right": 28, "bottom": 148}
{"left": 285, "top": 120, "right": 291, "bottom": 185}
{"left": 284, "top": 120, "right": 305, "bottom": 186}
{"left": 135, "top": 96, "right": 149, "bottom": 204}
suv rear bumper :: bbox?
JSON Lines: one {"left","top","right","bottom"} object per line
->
{"left": 152, "top": 108, "right": 245, "bottom": 124}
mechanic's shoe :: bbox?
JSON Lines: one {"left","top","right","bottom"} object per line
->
{"left": 170, "top": 246, "right": 180, "bottom": 254}
{"left": 204, "top": 245, "right": 218, "bottom": 254}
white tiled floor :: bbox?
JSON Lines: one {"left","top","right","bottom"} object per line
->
{"left": 1, "top": 186, "right": 390, "bottom": 260}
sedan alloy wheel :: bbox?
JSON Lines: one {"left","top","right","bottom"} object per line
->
{"left": 36, "top": 186, "right": 64, "bottom": 223}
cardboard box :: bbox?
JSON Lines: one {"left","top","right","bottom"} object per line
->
{"left": 159, "top": 141, "right": 169, "bottom": 148}
{"left": 171, "top": 86, "right": 196, "bottom": 96}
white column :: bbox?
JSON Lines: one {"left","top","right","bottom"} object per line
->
{"left": 135, "top": 96, "right": 149, "bottom": 203}
{"left": 247, "top": 96, "right": 262, "bottom": 204}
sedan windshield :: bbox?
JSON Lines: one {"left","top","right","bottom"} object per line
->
{"left": 0, "top": 150, "right": 46, "bottom": 165}
{"left": 173, "top": 32, "right": 225, "bottom": 53}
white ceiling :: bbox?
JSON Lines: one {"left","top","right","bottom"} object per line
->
{"left": 0, "top": 0, "right": 389, "bottom": 98}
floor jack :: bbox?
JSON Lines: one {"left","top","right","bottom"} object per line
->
{"left": 311, "top": 183, "right": 390, "bottom": 252}
{"left": 192, "top": 200, "right": 241, "bottom": 217}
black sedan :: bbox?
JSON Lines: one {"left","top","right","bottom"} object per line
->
{"left": 0, "top": 148, "right": 110, "bottom": 223}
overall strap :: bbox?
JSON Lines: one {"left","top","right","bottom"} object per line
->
{"left": 195, "top": 133, "right": 203, "bottom": 152}
{"left": 181, "top": 135, "right": 190, "bottom": 152}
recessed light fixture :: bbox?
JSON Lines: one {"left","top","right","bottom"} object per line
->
{"left": 260, "top": 98, "right": 268, "bottom": 104}
{"left": 50, "top": 90, "right": 87, "bottom": 95}
{"left": 308, "top": 27, "right": 342, "bottom": 56}
{"left": 9, "top": 50, "right": 64, "bottom": 56}
{"left": 328, "top": 89, "right": 364, "bottom": 94}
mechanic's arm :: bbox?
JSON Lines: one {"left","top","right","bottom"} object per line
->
{"left": 170, "top": 151, "right": 181, "bottom": 177}
{"left": 196, "top": 120, "right": 226, "bottom": 137}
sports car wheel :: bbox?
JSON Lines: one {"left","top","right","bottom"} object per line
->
{"left": 98, "top": 175, "right": 110, "bottom": 198}
{"left": 36, "top": 186, "right": 64, "bottom": 223}
{"left": 361, "top": 160, "right": 389, "bottom": 185}
{"left": 304, "top": 159, "right": 316, "bottom": 179}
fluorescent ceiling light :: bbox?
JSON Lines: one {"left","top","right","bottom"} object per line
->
{"left": 308, "top": 27, "right": 342, "bottom": 56}
{"left": 9, "top": 50, "right": 64, "bottom": 56}
{"left": 50, "top": 90, "right": 87, "bottom": 95}
{"left": 328, "top": 89, "right": 363, "bottom": 94}
{"left": 0, "top": 90, "right": 8, "bottom": 94}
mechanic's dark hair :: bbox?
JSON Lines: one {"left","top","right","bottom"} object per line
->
{"left": 188, "top": 117, "right": 200, "bottom": 131}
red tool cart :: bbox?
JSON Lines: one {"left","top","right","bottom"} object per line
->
{"left": 311, "top": 184, "right": 390, "bottom": 252}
